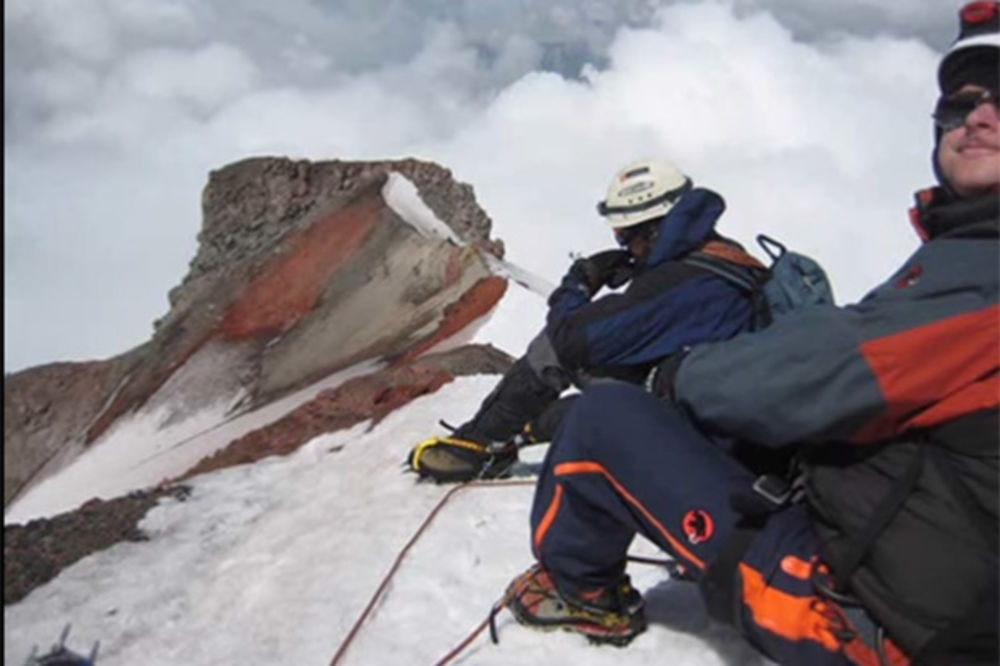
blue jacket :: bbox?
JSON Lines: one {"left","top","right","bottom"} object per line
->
{"left": 546, "top": 188, "right": 758, "bottom": 379}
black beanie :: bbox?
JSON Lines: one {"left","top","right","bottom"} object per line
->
{"left": 940, "top": 46, "right": 999, "bottom": 94}
{"left": 938, "top": 2, "right": 999, "bottom": 94}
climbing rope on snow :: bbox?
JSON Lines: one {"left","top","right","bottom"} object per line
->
{"left": 327, "top": 477, "right": 682, "bottom": 666}
{"left": 433, "top": 554, "right": 681, "bottom": 665}
{"left": 328, "top": 479, "right": 536, "bottom": 666}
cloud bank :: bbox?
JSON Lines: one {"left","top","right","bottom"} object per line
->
{"left": 5, "top": 0, "right": 953, "bottom": 371}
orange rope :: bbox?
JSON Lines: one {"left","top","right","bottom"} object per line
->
{"left": 328, "top": 479, "right": 536, "bottom": 666}
{"left": 328, "top": 477, "right": 678, "bottom": 666}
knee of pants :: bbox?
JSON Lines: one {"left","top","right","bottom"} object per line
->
{"left": 555, "top": 382, "right": 688, "bottom": 461}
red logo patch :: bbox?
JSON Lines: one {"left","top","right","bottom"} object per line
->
{"left": 894, "top": 264, "right": 923, "bottom": 289}
{"left": 682, "top": 509, "right": 715, "bottom": 545}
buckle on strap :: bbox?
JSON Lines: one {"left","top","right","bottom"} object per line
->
{"left": 752, "top": 474, "right": 792, "bottom": 506}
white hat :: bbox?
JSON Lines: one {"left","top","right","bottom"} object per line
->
{"left": 597, "top": 159, "right": 692, "bottom": 229}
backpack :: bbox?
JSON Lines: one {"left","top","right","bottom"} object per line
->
{"left": 684, "top": 234, "right": 835, "bottom": 330}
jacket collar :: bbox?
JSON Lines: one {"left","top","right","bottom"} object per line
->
{"left": 645, "top": 188, "right": 726, "bottom": 267}
{"left": 910, "top": 187, "right": 1000, "bottom": 241}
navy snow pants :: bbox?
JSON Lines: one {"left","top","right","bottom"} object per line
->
{"left": 529, "top": 383, "right": 909, "bottom": 666}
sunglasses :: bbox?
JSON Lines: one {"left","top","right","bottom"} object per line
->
{"left": 933, "top": 88, "right": 999, "bottom": 132}
{"left": 614, "top": 225, "right": 643, "bottom": 247}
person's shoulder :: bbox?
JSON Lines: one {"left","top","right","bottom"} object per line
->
{"left": 626, "top": 256, "right": 723, "bottom": 295}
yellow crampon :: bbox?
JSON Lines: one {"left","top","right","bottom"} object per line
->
{"left": 407, "top": 435, "right": 517, "bottom": 483}
{"left": 409, "top": 436, "right": 489, "bottom": 473}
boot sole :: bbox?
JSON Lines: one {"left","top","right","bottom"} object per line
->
{"left": 508, "top": 599, "right": 646, "bottom": 647}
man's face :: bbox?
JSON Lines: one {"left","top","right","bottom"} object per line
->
{"left": 625, "top": 233, "right": 654, "bottom": 263}
{"left": 613, "top": 219, "right": 657, "bottom": 263}
{"left": 937, "top": 84, "right": 1000, "bottom": 196}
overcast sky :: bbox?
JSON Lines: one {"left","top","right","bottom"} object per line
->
{"left": 5, "top": 0, "right": 958, "bottom": 373}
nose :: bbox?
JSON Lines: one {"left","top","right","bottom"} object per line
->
{"left": 965, "top": 96, "right": 1000, "bottom": 128}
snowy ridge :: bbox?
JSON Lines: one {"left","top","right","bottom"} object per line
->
{"left": 383, "top": 171, "right": 556, "bottom": 299}
{"left": 383, "top": 172, "right": 462, "bottom": 244}
{"left": 482, "top": 254, "right": 556, "bottom": 299}
{"left": 3, "top": 377, "right": 768, "bottom": 666}
{"left": 7, "top": 173, "right": 765, "bottom": 666}
{"left": 4, "top": 360, "right": 384, "bottom": 525}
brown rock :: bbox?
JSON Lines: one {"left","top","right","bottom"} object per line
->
{"left": 5, "top": 157, "right": 509, "bottom": 510}
{"left": 173, "top": 343, "right": 513, "bottom": 482}
{"left": 3, "top": 486, "right": 191, "bottom": 605}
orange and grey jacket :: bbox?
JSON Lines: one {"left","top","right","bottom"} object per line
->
{"left": 673, "top": 188, "right": 999, "bottom": 659}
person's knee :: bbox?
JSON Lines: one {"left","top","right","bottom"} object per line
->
{"left": 556, "top": 383, "right": 663, "bottom": 458}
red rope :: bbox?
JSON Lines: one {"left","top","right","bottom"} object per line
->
{"left": 433, "top": 604, "right": 497, "bottom": 666}
{"left": 328, "top": 479, "right": 536, "bottom": 666}
{"left": 328, "top": 478, "right": 679, "bottom": 665}
{"left": 433, "top": 556, "right": 677, "bottom": 664}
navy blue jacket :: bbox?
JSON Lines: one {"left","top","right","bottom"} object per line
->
{"left": 546, "top": 188, "right": 757, "bottom": 380}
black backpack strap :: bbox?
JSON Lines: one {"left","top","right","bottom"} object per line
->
{"left": 830, "top": 442, "right": 926, "bottom": 590}
{"left": 682, "top": 253, "right": 760, "bottom": 293}
{"left": 682, "top": 253, "right": 770, "bottom": 330}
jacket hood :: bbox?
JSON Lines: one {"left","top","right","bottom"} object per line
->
{"left": 645, "top": 188, "right": 727, "bottom": 267}
{"left": 909, "top": 187, "right": 1000, "bottom": 241}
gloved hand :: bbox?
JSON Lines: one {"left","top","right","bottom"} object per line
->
{"left": 566, "top": 249, "right": 635, "bottom": 296}
{"left": 644, "top": 349, "right": 690, "bottom": 401}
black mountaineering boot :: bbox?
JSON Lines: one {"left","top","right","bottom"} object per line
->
{"left": 453, "top": 358, "right": 560, "bottom": 444}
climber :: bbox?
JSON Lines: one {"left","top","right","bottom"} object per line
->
{"left": 504, "top": 3, "right": 999, "bottom": 664}
{"left": 407, "top": 157, "right": 768, "bottom": 482}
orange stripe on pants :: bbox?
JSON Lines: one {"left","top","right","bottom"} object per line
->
{"left": 547, "top": 461, "right": 706, "bottom": 571}
{"left": 739, "top": 562, "right": 910, "bottom": 666}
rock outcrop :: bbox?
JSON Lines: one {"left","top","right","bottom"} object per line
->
{"left": 3, "top": 350, "right": 143, "bottom": 507}
{"left": 172, "top": 343, "right": 513, "bottom": 482}
{"left": 3, "top": 485, "right": 192, "bottom": 606}
{"left": 3, "top": 343, "right": 513, "bottom": 606}
{"left": 5, "top": 157, "right": 510, "bottom": 510}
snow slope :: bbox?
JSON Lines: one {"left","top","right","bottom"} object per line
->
{"left": 5, "top": 175, "right": 771, "bottom": 663}
{"left": 4, "top": 375, "right": 770, "bottom": 665}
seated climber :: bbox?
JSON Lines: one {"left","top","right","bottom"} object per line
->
{"left": 503, "top": 4, "right": 999, "bottom": 664}
{"left": 407, "top": 157, "right": 768, "bottom": 482}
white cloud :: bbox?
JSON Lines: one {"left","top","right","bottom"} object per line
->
{"left": 4, "top": 0, "right": 955, "bottom": 371}
{"left": 114, "top": 43, "right": 260, "bottom": 114}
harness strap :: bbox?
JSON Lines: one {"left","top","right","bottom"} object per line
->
{"left": 682, "top": 254, "right": 760, "bottom": 292}
{"left": 831, "top": 443, "right": 926, "bottom": 590}
{"left": 681, "top": 253, "right": 771, "bottom": 330}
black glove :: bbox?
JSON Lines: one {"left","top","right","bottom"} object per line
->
{"left": 644, "top": 349, "right": 690, "bottom": 401}
{"left": 566, "top": 249, "right": 635, "bottom": 296}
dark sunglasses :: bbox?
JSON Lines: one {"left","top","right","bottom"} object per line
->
{"left": 614, "top": 225, "right": 643, "bottom": 247}
{"left": 933, "top": 88, "right": 999, "bottom": 132}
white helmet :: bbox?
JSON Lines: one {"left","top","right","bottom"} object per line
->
{"left": 597, "top": 159, "right": 692, "bottom": 229}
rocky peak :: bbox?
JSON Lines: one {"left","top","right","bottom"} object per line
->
{"left": 5, "top": 157, "right": 511, "bottom": 512}
{"left": 182, "top": 156, "right": 501, "bottom": 292}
